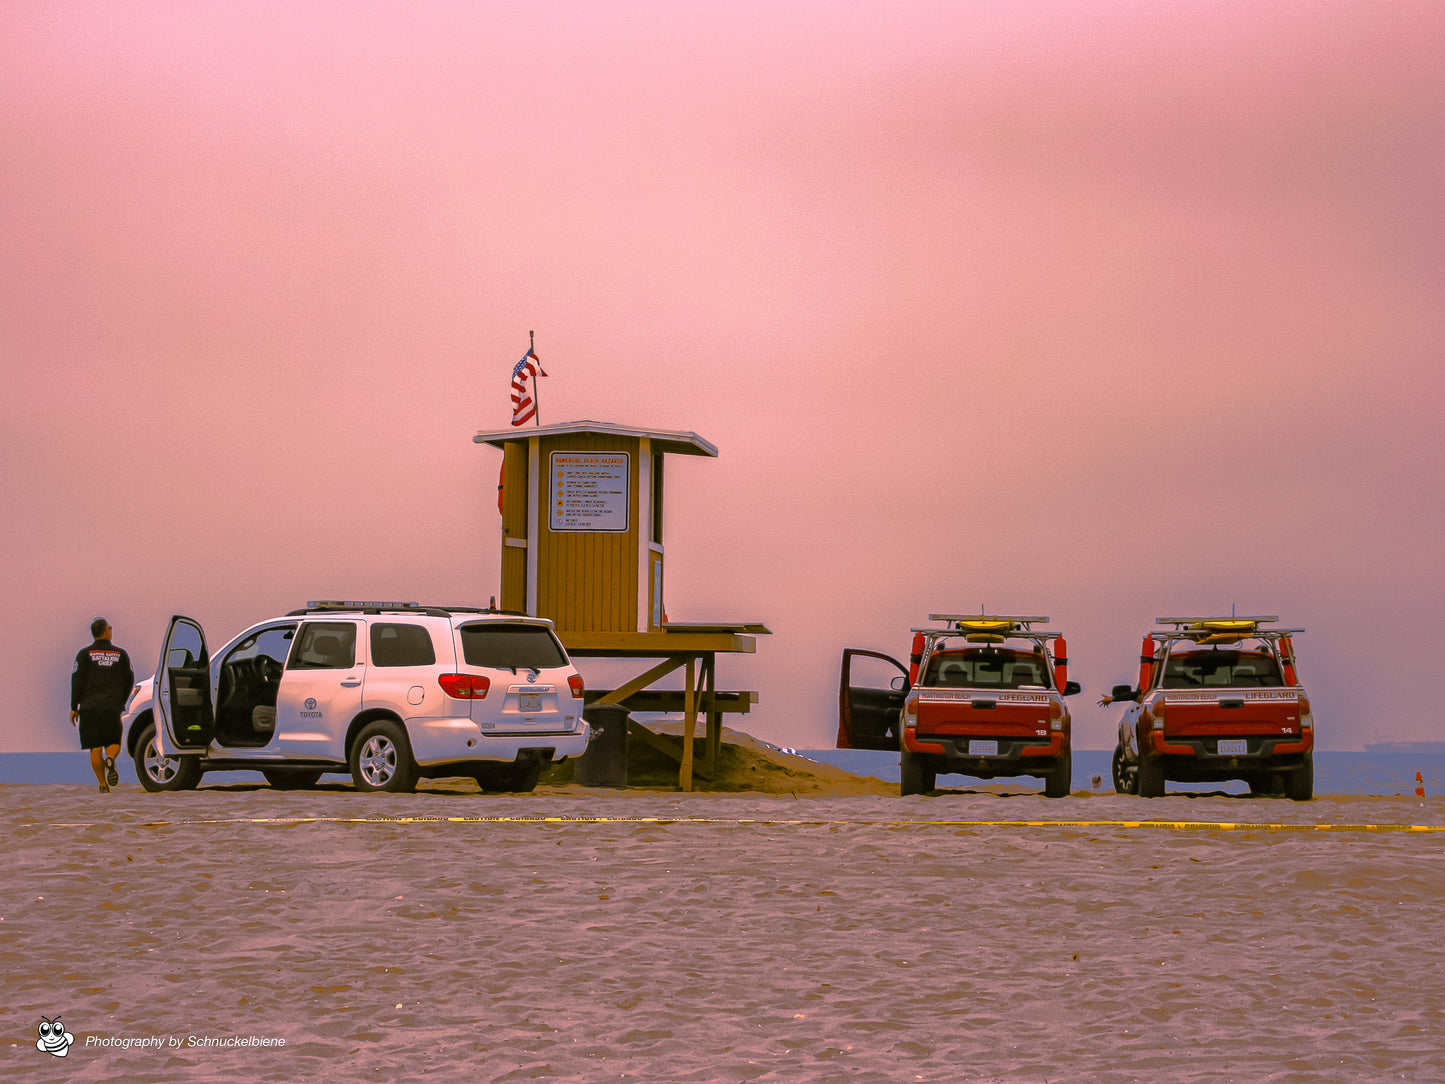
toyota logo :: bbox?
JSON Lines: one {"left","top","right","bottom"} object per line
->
{"left": 304, "top": 698, "right": 317, "bottom": 710}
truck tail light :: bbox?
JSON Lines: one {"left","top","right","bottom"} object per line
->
{"left": 903, "top": 697, "right": 918, "bottom": 729}
{"left": 1145, "top": 693, "right": 1167, "bottom": 730}
{"left": 568, "top": 674, "right": 585, "bottom": 699}
{"left": 1297, "top": 695, "right": 1312, "bottom": 728}
{"left": 1049, "top": 698, "right": 1065, "bottom": 730}
{"left": 439, "top": 674, "right": 490, "bottom": 699}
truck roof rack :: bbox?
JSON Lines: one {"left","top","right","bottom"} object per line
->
{"left": 918, "top": 614, "right": 1059, "bottom": 643}
{"left": 1151, "top": 616, "right": 1305, "bottom": 645}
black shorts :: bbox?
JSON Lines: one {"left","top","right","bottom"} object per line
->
{"left": 78, "top": 710, "right": 123, "bottom": 750}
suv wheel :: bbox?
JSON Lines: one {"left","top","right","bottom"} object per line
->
{"left": 133, "top": 721, "right": 202, "bottom": 793}
{"left": 350, "top": 720, "right": 418, "bottom": 793}
{"left": 472, "top": 761, "right": 545, "bottom": 793}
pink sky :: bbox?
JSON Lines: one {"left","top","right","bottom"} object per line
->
{"left": 4, "top": 1, "right": 1442, "bottom": 753}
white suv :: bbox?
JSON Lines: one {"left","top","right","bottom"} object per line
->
{"left": 125, "top": 602, "right": 589, "bottom": 793}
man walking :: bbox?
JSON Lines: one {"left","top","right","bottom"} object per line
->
{"left": 71, "top": 618, "right": 133, "bottom": 792}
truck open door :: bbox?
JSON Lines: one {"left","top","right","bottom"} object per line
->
{"left": 838, "top": 648, "right": 907, "bottom": 751}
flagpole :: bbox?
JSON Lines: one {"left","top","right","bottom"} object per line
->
{"left": 530, "top": 330, "right": 540, "bottom": 426}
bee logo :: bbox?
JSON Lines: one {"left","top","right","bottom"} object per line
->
{"left": 36, "top": 1016, "right": 75, "bottom": 1057}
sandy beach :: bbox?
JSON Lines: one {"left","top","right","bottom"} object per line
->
{"left": 6, "top": 768, "right": 1445, "bottom": 1082}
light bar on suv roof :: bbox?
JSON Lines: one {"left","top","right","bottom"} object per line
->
{"left": 290, "top": 601, "right": 547, "bottom": 619}
{"left": 307, "top": 600, "right": 422, "bottom": 610}
{"left": 291, "top": 601, "right": 453, "bottom": 617}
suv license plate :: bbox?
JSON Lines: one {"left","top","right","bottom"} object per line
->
{"left": 519, "top": 695, "right": 543, "bottom": 713}
{"left": 968, "top": 740, "right": 999, "bottom": 756}
{"left": 1218, "top": 739, "right": 1247, "bottom": 756}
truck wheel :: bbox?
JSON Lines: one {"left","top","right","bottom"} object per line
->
{"left": 900, "top": 749, "right": 935, "bottom": 796}
{"left": 350, "top": 720, "right": 418, "bottom": 793}
{"left": 1137, "top": 754, "right": 1165, "bottom": 798}
{"left": 1044, "top": 752, "right": 1072, "bottom": 798}
{"left": 1111, "top": 745, "right": 1138, "bottom": 795}
{"left": 1248, "top": 773, "right": 1282, "bottom": 797}
{"left": 262, "top": 768, "right": 324, "bottom": 790}
{"left": 1284, "top": 754, "right": 1313, "bottom": 801}
{"left": 133, "top": 721, "right": 202, "bottom": 793}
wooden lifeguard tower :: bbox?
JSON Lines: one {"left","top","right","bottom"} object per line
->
{"left": 472, "top": 420, "right": 768, "bottom": 789}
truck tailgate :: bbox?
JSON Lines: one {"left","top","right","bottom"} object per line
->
{"left": 917, "top": 690, "right": 1051, "bottom": 737}
{"left": 1164, "top": 690, "right": 1302, "bottom": 737}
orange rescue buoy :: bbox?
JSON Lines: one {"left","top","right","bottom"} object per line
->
{"left": 1139, "top": 636, "right": 1155, "bottom": 692}
{"left": 1280, "top": 634, "right": 1298, "bottom": 685}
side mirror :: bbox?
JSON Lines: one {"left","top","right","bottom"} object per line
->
{"left": 1110, "top": 684, "right": 1138, "bottom": 702}
{"left": 890, "top": 675, "right": 906, "bottom": 691}
{"left": 1063, "top": 680, "right": 1081, "bottom": 697}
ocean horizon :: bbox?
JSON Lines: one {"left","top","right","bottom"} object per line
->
{"left": 5, "top": 749, "right": 1443, "bottom": 797}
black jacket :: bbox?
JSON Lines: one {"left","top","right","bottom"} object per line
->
{"left": 71, "top": 639, "right": 135, "bottom": 714}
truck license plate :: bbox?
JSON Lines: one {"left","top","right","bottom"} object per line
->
{"left": 968, "top": 740, "right": 999, "bottom": 756}
{"left": 1217, "top": 739, "right": 1247, "bottom": 756}
{"left": 519, "top": 695, "right": 543, "bottom": 713}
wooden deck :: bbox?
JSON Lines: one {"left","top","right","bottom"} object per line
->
{"left": 564, "top": 624, "right": 769, "bottom": 790}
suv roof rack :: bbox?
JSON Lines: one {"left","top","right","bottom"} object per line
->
{"left": 290, "top": 601, "right": 450, "bottom": 617}
{"left": 288, "top": 600, "right": 543, "bottom": 619}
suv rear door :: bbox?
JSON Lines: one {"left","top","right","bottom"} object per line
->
{"left": 155, "top": 615, "right": 215, "bottom": 753}
{"left": 457, "top": 621, "right": 572, "bottom": 733}
{"left": 838, "top": 649, "right": 907, "bottom": 751}
{"left": 274, "top": 619, "right": 365, "bottom": 760}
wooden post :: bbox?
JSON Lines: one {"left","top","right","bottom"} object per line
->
{"left": 703, "top": 653, "right": 721, "bottom": 772}
{"left": 680, "top": 654, "right": 697, "bottom": 792}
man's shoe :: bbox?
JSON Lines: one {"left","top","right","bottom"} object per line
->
{"left": 104, "top": 756, "right": 119, "bottom": 787}
{"left": 98, "top": 783, "right": 110, "bottom": 793}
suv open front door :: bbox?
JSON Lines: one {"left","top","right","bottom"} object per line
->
{"left": 155, "top": 615, "right": 215, "bottom": 753}
{"left": 838, "top": 649, "right": 908, "bottom": 751}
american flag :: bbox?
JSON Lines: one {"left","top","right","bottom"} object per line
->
{"left": 510, "top": 346, "right": 547, "bottom": 426}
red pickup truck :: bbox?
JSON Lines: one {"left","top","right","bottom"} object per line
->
{"left": 839, "top": 614, "right": 1080, "bottom": 797}
{"left": 1107, "top": 616, "right": 1314, "bottom": 800}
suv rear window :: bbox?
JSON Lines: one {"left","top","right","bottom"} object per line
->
{"left": 924, "top": 648, "right": 1050, "bottom": 689}
{"left": 290, "top": 622, "right": 357, "bottom": 670}
{"left": 459, "top": 623, "right": 568, "bottom": 670}
{"left": 1162, "top": 649, "right": 1283, "bottom": 688}
{"left": 370, "top": 623, "right": 437, "bottom": 667}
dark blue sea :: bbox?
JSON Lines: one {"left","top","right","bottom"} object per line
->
{"left": 5, "top": 749, "right": 1444, "bottom": 796}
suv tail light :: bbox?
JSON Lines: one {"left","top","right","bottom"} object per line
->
{"left": 568, "top": 674, "right": 585, "bottom": 699}
{"left": 440, "top": 674, "right": 490, "bottom": 700}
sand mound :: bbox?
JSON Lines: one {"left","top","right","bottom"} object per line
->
{"left": 543, "top": 723, "right": 893, "bottom": 795}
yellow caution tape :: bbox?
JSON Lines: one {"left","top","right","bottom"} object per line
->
{"left": 33, "top": 815, "right": 1445, "bottom": 833}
